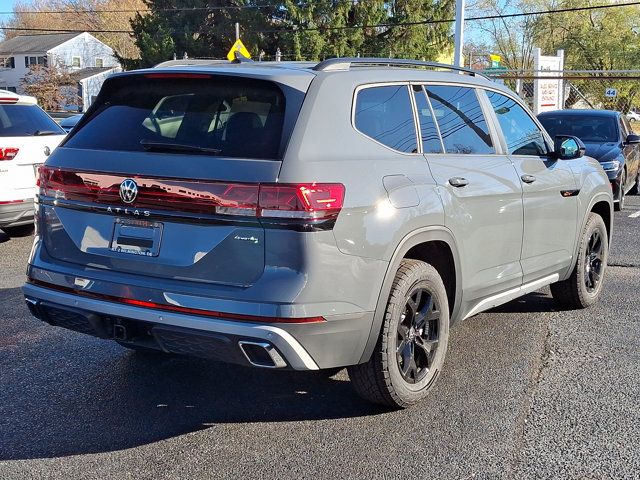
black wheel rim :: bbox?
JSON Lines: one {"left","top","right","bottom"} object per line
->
{"left": 584, "top": 229, "right": 604, "bottom": 293}
{"left": 396, "top": 286, "right": 440, "bottom": 384}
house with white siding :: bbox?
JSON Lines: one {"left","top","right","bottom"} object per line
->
{"left": 0, "top": 32, "right": 120, "bottom": 111}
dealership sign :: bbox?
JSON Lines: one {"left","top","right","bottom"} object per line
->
{"left": 533, "top": 48, "right": 565, "bottom": 114}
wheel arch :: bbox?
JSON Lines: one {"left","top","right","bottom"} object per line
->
{"left": 357, "top": 227, "right": 462, "bottom": 364}
{"left": 563, "top": 192, "right": 613, "bottom": 281}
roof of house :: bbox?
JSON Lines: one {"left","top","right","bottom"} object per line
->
{"left": 0, "top": 33, "right": 80, "bottom": 55}
{"left": 69, "top": 67, "right": 116, "bottom": 81}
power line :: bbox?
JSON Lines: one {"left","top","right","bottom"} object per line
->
{"left": 0, "top": 1, "right": 638, "bottom": 34}
{"left": 0, "top": 4, "right": 282, "bottom": 15}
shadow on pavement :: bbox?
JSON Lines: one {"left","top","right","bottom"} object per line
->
{"left": 0, "top": 286, "right": 389, "bottom": 460}
{"left": 0, "top": 286, "right": 559, "bottom": 461}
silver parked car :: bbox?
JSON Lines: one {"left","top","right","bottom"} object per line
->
{"left": 23, "top": 58, "right": 613, "bottom": 407}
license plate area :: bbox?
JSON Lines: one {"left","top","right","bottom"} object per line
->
{"left": 110, "top": 219, "right": 163, "bottom": 257}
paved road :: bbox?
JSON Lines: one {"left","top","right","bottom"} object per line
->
{"left": 0, "top": 198, "right": 638, "bottom": 479}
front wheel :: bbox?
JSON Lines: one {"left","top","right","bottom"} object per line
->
{"left": 629, "top": 173, "right": 639, "bottom": 195}
{"left": 614, "top": 172, "right": 626, "bottom": 211}
{"left": 348, "top": 259, "right": 449, "bottom": 408}
{"left": 550, "top": 212, "right": 608, "bottom": 309}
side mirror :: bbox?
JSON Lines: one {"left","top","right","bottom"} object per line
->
{"left": 553, "top": 135, "right": 586, "bottom": 160}
{"left": 625, "top": 134, "right": 640, "bottom": 144}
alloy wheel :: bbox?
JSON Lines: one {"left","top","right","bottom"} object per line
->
{"left": 584, "top": 229, "right": 605, "bottom": 293}
{"left": 396, "top": 286, "right": 440, "bottom": 384}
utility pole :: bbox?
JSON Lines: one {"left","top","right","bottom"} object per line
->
{"left": 235, "top": 22, "right": 240, "bottom": 41}
{"left": 453, "top": 0, "right": 465, "bottom": 67}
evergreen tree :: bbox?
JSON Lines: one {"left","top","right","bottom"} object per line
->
{"left": 125, "top": 0, "right": 455, "bottom": 68}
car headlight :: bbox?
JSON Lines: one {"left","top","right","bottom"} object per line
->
{"left": 600, "top": 160, "right": 621, "bottom": 172}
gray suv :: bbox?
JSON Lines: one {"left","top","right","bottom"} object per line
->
{"left": 22, "top": 58, "right": 613, "bottom": 407}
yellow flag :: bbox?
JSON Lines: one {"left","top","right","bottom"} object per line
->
{"left": 227, "top": 39, "right": 251, "bottom": 61}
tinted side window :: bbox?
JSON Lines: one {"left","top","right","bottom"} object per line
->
{"left": 487, "top": 91, "right": 548, "bottom": 156}
{"left": 0, "top": 105, "right": 64, "bottom": 137}
{"left": 413, "top": 86, "right": 443, "bottom": 153}
{"left": 355, "top": 85, "right": 417, "bottom": 153}
{"left": 618, "top": 116, "right": 629, "bottom": 139}
{"left": 425, "top": 86, "right": 494, "bottom": 154}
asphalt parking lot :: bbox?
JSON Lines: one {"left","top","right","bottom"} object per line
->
{"left": 0, "top": 198, "right": 638, "bottom": 480}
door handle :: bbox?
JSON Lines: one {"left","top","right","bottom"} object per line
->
{"left": 521, "top": 174, "right": 536, "bottom": 184}
{"left": 448, "top": 177, "right": 469, "bottom": 187}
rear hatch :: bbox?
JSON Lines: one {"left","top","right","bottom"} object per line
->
{"left": 39, "top": 71, "right": 312, "bottom": 287}
{"left": 0, "top": 102, "right": 65, "bottom": 202}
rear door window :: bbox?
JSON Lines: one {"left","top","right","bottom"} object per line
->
{"left": 0, "top": 104, "right": 64, "bottom": 137}
{"left": 412, "top": 85, "right": 443, "bottom": 154}
{"left": 486, "top": 90, "right": 549, "bottom": 156}
{"left": 425, "top": 85, "right": 494, "bottom": 154}
{"left": 65, "top": 76, "right": 287, "bottom": 160}
{"left": 354, "top": 85, "right": 417, "bottom": 153}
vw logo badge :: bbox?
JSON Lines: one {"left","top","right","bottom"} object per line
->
{"left": 119, "top": 178, "right": 138, "bottom": 204}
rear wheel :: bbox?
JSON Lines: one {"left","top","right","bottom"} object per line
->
{"left": 348, "top": 259, "right": 449, "bottom": 408}
{"left": 550, "top": 212, "right": 608, "bottom": 309}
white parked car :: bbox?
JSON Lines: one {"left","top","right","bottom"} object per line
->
{"left": 627, "top": 111, "right": 640, "bottom": 122}
{"left": 0, "top": 90, "right": 66, "bottom": 235}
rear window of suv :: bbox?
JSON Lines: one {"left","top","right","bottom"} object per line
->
{"left": 0, "top": 104, "right": 64, "bottom": 137}
{"left": 65, "top": 75, "right": 287, "bottom": 160}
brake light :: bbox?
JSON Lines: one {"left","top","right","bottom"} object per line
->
{"left": 0, "top": 97, "right": 18, "bottom": 104}
{"left": 38, "top": 167, "right": 345, "bottom": 222}
{"left": 143, "top": 73, "right": 211, "bottom": 79}
{"left": 0, "top": 147, "right": 18, "bottom": 160}
{"left": 259, "top": 183, "right": 345, "bottom": 219}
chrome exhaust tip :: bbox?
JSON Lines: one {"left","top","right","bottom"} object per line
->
{"left": 238, "top": 341, "right": 287, "bottom": 369}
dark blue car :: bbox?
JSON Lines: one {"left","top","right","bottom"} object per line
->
{"left": 538, "top": 109, "right": 640, "bottom": 210}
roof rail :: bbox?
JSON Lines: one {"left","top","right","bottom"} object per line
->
{"left": 312, "top": 57, "right": 489, "bottom": 79}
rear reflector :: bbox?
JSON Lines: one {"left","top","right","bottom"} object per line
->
{"left": 38, "top": 166, "right": 345, "bottom": 221}
{"left": 0, "top": 147, "right": 18, "bottom": 160}
{"left": 28, "top": 278, "right": 326, "bottom": 324}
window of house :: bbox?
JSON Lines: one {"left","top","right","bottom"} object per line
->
{"left": 0, "top": 57, "right": 15, "bottom": 68}
{"left": 24, "top": 56, "right": 47, "bottom": 67}
{"left": 72, "top": 57, "right": 81, "bottom": 67}
{"left": 95, "top": 58, "right": 104, "bottom": 68}
{"left": 354, "top": 84, "right": 417, "bottom": 153}
{"left": 425, "top": 85, "right": 494, "bottom": 155}
{"left": 487, "top": 90, "right": 548, "bottom": 156}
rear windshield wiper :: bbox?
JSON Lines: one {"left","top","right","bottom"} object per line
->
{"left": 33, "top": 130, "right": 59, "bottom": 136}
{"left": 140, "top": 140, "right": 221, "bottom": 155}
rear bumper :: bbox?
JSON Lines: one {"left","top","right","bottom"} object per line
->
{"left": 22, "top": 282, "right": 374, "bottom": 370}
{"left": 0, "top": 199, "right": 34, "bottom": 227}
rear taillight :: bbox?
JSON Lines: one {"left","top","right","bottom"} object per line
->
{"left": 259, "top": 184, "right": 345, "bottom": 219}
{"left": 38, "top": 167, "right": 345, "bottom": 222}
{"left": 0, "top": 147, "right": 18, "bottom": 160}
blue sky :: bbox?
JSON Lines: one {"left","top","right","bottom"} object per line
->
{"left": 0, "top": 0, "right": 17, "bottom": 17}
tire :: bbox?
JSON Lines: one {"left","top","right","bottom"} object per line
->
{"left": 629, "top": 173, "right": 639, "bottom": 195}
{"left": 550, "top": 212, "right": 608, "bottom": 309}
{"left": 348, "top": 259, "right": 449, "bottom": 408}
{"left": 614, "top": 172, "right": 625, "bottom": 211}
{"left": 3, "top": 223, "right": 34, "bottom": 237}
